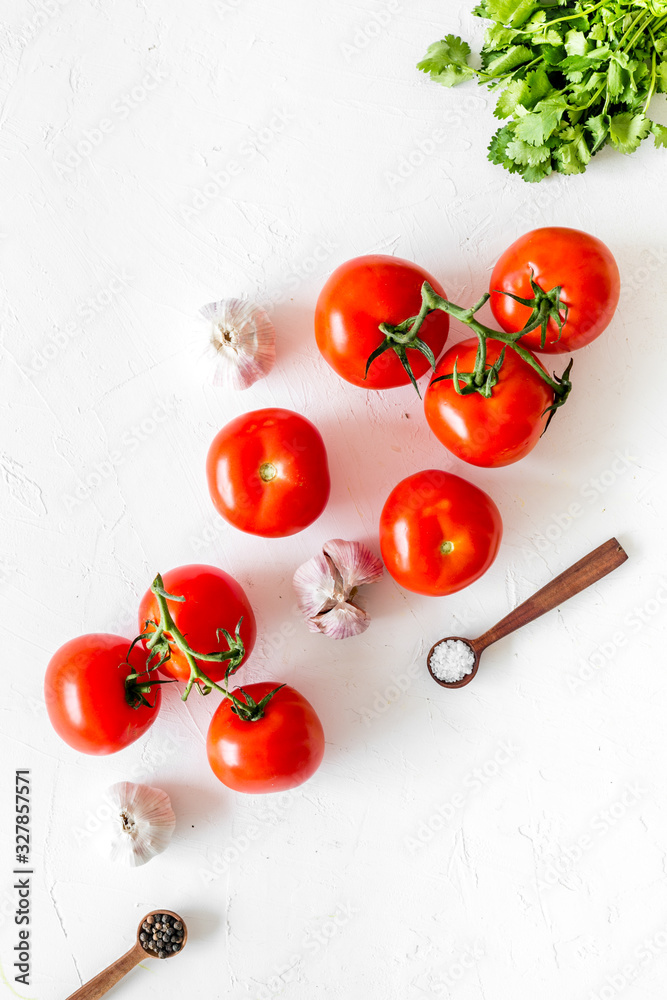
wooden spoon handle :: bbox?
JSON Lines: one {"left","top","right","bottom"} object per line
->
{"left": 64, "top": 943, "right": 145, "bottom": 1000}
{"left": 477, "top": 537, "right": 628, "bottom": 651}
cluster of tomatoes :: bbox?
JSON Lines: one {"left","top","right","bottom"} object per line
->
{"left": 317, "top": 226, "right": 620, "bottom": 595}
{"left": 44, "top": 565, "right": 326, "bottom": 793}
{"left": 44, "top": 226, "right": 620, "bottom": 795}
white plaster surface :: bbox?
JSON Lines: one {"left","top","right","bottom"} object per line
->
{"left": 1, "top": 1, "right": 667, "bottom": 997}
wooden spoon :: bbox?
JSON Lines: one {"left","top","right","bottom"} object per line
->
{"left": 64, "top": 910, "right": 187, "bottom": 1000}
{"left": 428, "top": 537, "right": 628, "bottom": 690}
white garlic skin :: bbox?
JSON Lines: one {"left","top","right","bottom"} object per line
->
{"left": 201, "top": 298, "right": 276, "bottom": 391}
{"left": 96, "top": 782, "right": 176, "bottom": 867}
{"left": 293, "top": 539, "right": 384, "bottom": 640}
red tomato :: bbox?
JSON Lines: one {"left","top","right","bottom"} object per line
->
{"left": 44, "top": 634, "right": 161, "bottom": 755}
{"left": 424, "top": 338, "right": 554, "bottom": 467}
{"left": 206, "top": 683, "right": 325, "bottom": 793}
{"left": 379, "top": 470, "right": 503, "bottom": 596}
{"left": 206, "top": 408, "right": 330, "bottom": 538}
{"left": 490, "top": 227, "right": 620, "bottom": 353}
{"left": 138, "top": 564, "right": 256, "bottom": 684}
{"left": 315, "top": 254, "right": 450, "bottom": 389}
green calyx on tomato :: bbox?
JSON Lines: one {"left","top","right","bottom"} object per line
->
{"left": 122, "top": 656, "right": 174, "bottom": 710}
{"left": 139, "top": 573, "right": 284, "bottom": 719}
{"left": 388, "top": 281, "right": 574, "bottom": 431}
{"left": 365, "top": 314, "right": 439, "bottom": 397}
{"left": 44, "top": 634, "right": 164, "bottom": 756}
{"left": 497, "top": 271, "right": 569, "bottom": 352}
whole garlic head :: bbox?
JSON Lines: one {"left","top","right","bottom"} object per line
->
{"left": 201, "top": 298, "right": 276, "bottom": 390}
{"left": 96, "top": 782, "right": 176, "bottom": 867}
{"left": 293, "top": 539, "right": 384, "bottom": 639}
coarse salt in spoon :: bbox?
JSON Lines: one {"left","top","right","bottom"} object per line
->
{"left": 64, "top": 910, "right": 187, "bottom": 1000}
{"left": 428, "top": 537, "right": 628, "bottom": 690}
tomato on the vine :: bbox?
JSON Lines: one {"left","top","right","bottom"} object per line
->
{"left": 490, "top": 227, "right": 620, "bottom": 353}
{"left": 424, "top": 338, "right": 555, "bottom": 467}
{"left": 379, "top": 470, "right": 502, "bottom": 596}
{"left": 206, "top": 682, "right": 325, "bottom": 793}
{"left": 315, "top": 254, "right": 450, "bottom": 390}
{"left": 45, "top": 634, "right": 162, "bottom": 755}
{"left": 207, "top": 408, "right": 330, "bottom": 538}
{"left": 139, "top": 564, "right": 256, "bottom": 684}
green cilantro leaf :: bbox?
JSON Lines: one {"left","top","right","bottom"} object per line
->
{"left": 564, "top": 29, "right": 589, "bottom": 57}
{"left": 656, "top": 61, "right": 667, "bottom": 92}
{"left": 506, "top": 136, "right": 553, "bottom": 164}
{"left": 587, "top": 113, "right": 610, "bottom": 149}
{"left": 488, "top": 124, "right": 522, "bottom": 170}
{"left": 484, "top": 23, "right": 521, "bottom": 50}
{"left": 483, "top": 0, "right": 540, "bottom": 28}
{"left": 483, "top": 44, "right": 534, "bottom": 76}
{"left": 417, "top": 35, "right": 475, "bottom": 86}
{"left": 514, "top": 95, "right": 568, "bottom": 144}
{"left": 609, "top": 111, "right": 652, "bottom": 153}
{"left": 522, "top": 160, "right": 553, "bottom": 182}
{"left": 651, "top": 121, "right": 667, "bottom": 147}
{"left": 555, "top": 125, "right": 591, "bottom": 172}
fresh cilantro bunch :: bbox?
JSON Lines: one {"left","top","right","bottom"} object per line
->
{"left": 418, "top": 0, "right": 667, "bottom": 181}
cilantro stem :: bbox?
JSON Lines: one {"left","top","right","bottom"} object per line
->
{"left": 644, "top": 44, "right": 658, "bottom": 111}
{"left": 522, "top": 0, "right": 609, "bottom": 33}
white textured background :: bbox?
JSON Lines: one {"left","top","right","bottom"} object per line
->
{"left": 1, "top": 1, "right": 666, "bottom": 998}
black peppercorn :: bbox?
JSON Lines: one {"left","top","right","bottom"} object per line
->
{"left": 140, "top": 912, "right": 185, "bottom": 958}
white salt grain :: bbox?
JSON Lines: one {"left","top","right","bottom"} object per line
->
{"left": 429, "top": 639, "right": 475, "bottom": 684}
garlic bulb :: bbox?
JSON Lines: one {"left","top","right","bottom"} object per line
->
{"left": 293, "top": 539, "right": 384, "bottom": 639}
{"left": 96, "top": 782, "right": 175, "bottom": 867}
{"left": 201, "top": 298, "right": 275, "bottom": 390}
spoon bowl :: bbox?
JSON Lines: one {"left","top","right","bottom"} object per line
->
{"left": 427, "top": 636, "right": 480, "bottom": 689}
{"left": 137, "top": 909, "right": 188, "bottom": 959}
{"left": 427, "top": 538, "right": 628, "bottom": 690}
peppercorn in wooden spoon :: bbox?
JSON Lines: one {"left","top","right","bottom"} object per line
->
{"left": 64, "top": 910, "right": 187, "bottom": 1000}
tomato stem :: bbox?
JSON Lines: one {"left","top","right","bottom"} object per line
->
{"left": 418, "top": 282, "right": 574, "bottom": 425}
{"left": 132, "top": 574, "right": 283, "bottom": 721}
{"left": 366, "top": 293, "right": 440, "bottom": 397}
